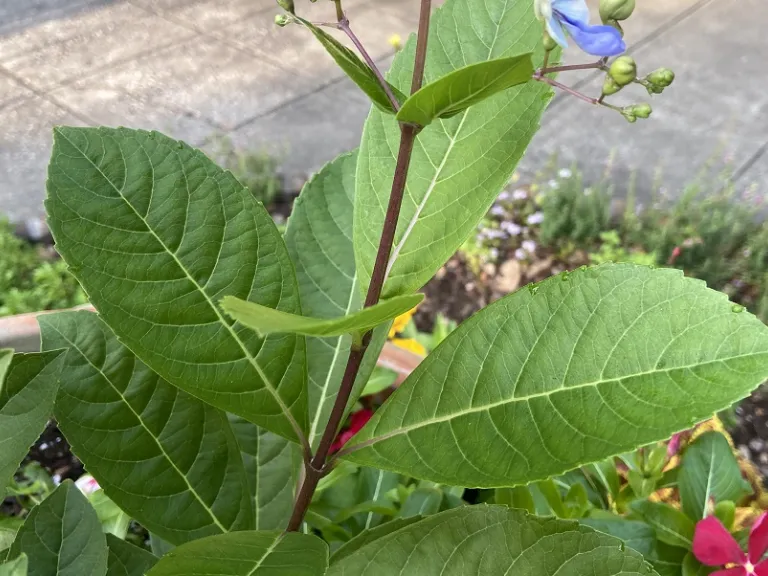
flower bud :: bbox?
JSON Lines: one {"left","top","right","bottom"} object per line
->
{"left": 621, "top": 108, "right": 637, "bottom": 123}
{"left": 274, "top": 13, "right": 292, "bottom": 26}
{"left": 630, "top": 103, "right": 652, "bottom": 118}
{"left": 602, "top": 76, "right": 622, "bottom": 96}
{"left": 609, "top": 56, "right": 637, "bottom": 86}
{"left": 542, "top": 30, "right": 558, "bottom": 52}
{"left": 600, "top": 0, "right": 635, "bottom": 22}
{"left": 647, "top": 68, "right": 675, "bottom": 88}
{"left": 276, "top": 0, "right": 295, "bottom": 13}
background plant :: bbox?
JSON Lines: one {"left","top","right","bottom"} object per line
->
{"left": 1, "top": 0, "right": 766, "bottom": 575}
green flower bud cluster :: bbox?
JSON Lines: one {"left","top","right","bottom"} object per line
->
{"left": 601, "top": 56, "right": 636, "bottom": 97}
{"left": 642, "top": 68, "right": 676, "bottom": 94}
{"left": 600, "top": 0, "right": 635, "bottom": 23}
{"left": 621, "top": 103, "right": 652, "bottom": 123}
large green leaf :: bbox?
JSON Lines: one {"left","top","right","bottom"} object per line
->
{"left": 631, "top": 501, "right": 695, "bottom": 549}
{"left": 284, "top": 152, "right": 389, "bottom": 449}
{"left": 0, "top": 351, "right": 64, "bottom": 498}
{"left": 327, "top": 505, "right": 656, "bottom": 575}
{"left": 228, "top": 416, "right": 297, "bottom": 530}
{"left": 0, "top": 518, "right": 22, "bottom": 557}
{"left": 330, "top": 517, "right": 423, "bottom": 565}
{"left": 296, "top": 18, "right": 403, "bottom": 114}
{"left": 221, "top": 293, "right": 421, "bottom": 338}
{"left": 678, "top": 431, "right": 752, "bottom": 521}
{"left": 46, "top": 126, "right": 307, "bottom": 442}
{"left": 146, "top": 531, "right": 328, "bottom": 576}
{"left": 0, "top": 555, "right": 26, "bottom": 576}
{"left": 356, "top": 468, "right": 400, "bottom": 530}
{"left": 106, "top": 535, "right": 158, "bottom": 576}
{"left": 354, "top": 0, "right": 554, "bottom": 299}
{"left": 343, "top": 264, "right": 768, "bottom": 486}
{"left": 581, "top": 517, "right": 657, "bottom": 558}
{"left": 396, "top": 54, "right": 534, "bottom": 126}
{"left": 40, "top": 311, "right": 254, "bottom": 545}
{"left": 9, "top": 481, "right": 108, "bottom": 576}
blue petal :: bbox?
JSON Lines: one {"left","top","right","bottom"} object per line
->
{"left": 545, "top": 15, "right": 568, "bottom": 48}
{"left": 551, "top": 0, "right": 589, "bottom": 25}
{"left": 558, "top": 13, "right": 626, "bottom": 56}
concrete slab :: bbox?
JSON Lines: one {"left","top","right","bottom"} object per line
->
{"left": 49, "top": 80, "right": 218, "bottom": 146}
{"left": 0, "top": 74, "right": 33, "bottom": 108}
{"left": 211, "top": 0, "right": 416, "bottom": 75}
{"left": 142, "top": 0, "right": 276, "bottom": 30}
{"left": 519, "top": 0, "right": 767, "bottom": 198}
{"left": 0, "top": 2, "right": 195, "bottom": 90}
{"left": 222, "top": 75, "right": 374, "bottom": 181}
{"left": 0, "top": 0, "right": 105, "bottom": 35}
{"left": 0, "top": 96, "right": 86, "bottom": 221}
{"left": 61, "top": 35, "right": 300, "bottom": 132}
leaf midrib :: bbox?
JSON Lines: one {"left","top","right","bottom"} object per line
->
{"left": 382, "top": 0, "right": 513, "bottom": 282}
{"left": 348, "top": 352, "right": 768, "bottom": 450}
{"left": 50, "top": 326, "right": 229, "bottom": 534}
{"left": 308, "top": 275, "right": 359, "bottom": 447}
{"left": 245, "top": 534, "right": 282, "bottom": 576}
{"left": 55, "top": 128, "right": 304, "bottom": 443}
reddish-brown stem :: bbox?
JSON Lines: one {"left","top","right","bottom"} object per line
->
{"left": 285, "top": 0, "right": 432, "bottom": 533}
{"left": 539, "top": 61, "right": 604, "bottom": 74}
{"left": 338, "top": 18, "right": 401, "bottom": 113}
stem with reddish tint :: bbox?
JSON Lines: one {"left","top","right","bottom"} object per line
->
{"left": 285, "top": 0, "right": 432, "bottom": 533}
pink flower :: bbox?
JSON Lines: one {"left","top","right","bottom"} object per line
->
{"left": 693, "top": 512, "right": 768, "bottom": 575}
{"left": 330, "top": 409, "right": 373, "bottom": 453}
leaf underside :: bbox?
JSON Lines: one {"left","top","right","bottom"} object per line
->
{"left": 345, "top": 264, "right": 768, "bottom": 487}
{"left": 45, "top": 126, "right": 307, "bottom": 442}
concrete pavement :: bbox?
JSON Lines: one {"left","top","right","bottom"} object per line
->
{"left": 0, "top": 0, "right": 764, "bottom": 222}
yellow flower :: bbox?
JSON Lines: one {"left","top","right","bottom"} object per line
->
{"left": 391, "top": 338, "right": 426, "bottom": 357}
{"left": 389, "top": 305, "right": 417, "bottom": 338}
{"left": 388, "top": 34, "right": 403, "bottom": 51}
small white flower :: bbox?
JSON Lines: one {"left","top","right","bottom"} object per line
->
{"left": 75, "top": 474, "right": 101, "bottom": 497}
{"left": 52, "top": 474, "right": 62, "bottom": 486}
{"left": 512, "top": 189, "right": 528, "bottom": 201}
{"left": 497, "top": 191, "right": 510, "bottom": 202}
{"left": 583, "top": 187, "right": 593, "bottom": 196}
{"left": 514, "top": 248, "right": 526, "bottom": 260}
{"left": 526, "top": 211, "right": 544, "bottom": 225}
{"left": 501, "top": 221, "right": 522, "bottom": 236}
{"left": 522, "top": 240, "right": 537, "bottom": 253}
{"left": 490, "top": 205, "right": 506, "bottom": 217}
{"left": 558, "top": 168, "right": 573, "bottom": 179}
{"left": 548, "top": 179, "right": 559, "bottom": 189}
{"left": 489, "top": 247, "right": 499, "bottom": 259}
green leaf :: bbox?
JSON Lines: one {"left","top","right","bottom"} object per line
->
{"left": 9, "top": 481, "right": 108, "bottom": 576}
{"left": 536, "top": 479, "right": 566, "bottom": 518}
{"left": 495, "top": 486, "right": 535, "bottom": 514}
{"left": 651, "top": 542, "right": 688, "bottom": 576}
{"left": 343, "top": 264, "right": 768, "bottom": 486}
{"left": 0, "top": 518, "right": 22, "bottom": 556}
{"left": 221, "top": 293, "right": 422, "bottom": 339}
{"left": 354, "top": 0, "right": 554, "bottom": 299}
{"left": 679, "top": 431, "right": 752, "bottom": 520}
{"left": 46, "top": 126, "right": 307, "bottom": 442}
{"left": 400, "top": 487, "right": 442, "bottom": 518}
{"left": 682, "top": 553, "right": 714, "bottom": 576}
{"left": 284, "top": 151, "right": 389, "bottom": 449}
{"left": 361, "top": 367, "right": 398, "bottom": 397}
{"left": 591, "top": 459, "right": 621, "bottom": 500}
{"left": 0, "top": 350, "right": 64, "bottom": 498}
{"left": 396, "top": 54, "right": 534, "bottom": 126}
{"left": 296, "top": 18, "right": 403, "bottom": 114}
{"left": 89, "top": 490, "right": 131, "bottom": 538}
{"left": 40, "top": 311, "right": 253, "bottom": 545}
{"left": 581, "top": 517, "right": 656, "bottom": 558}
{"left": 356, "top": 468, "right": 400, "bottom": 530}
{"left": 228, "top": 415, "right": 298, "bottom": 530}
{"left": 327, "top": 505, "right": 656, "bottom": 575}
{"left": 631, "top": 501, "right": 695, "bottom": 549}
{"left": 0, "top": 554, "right": 27, "bottom": 576}
{"left": 146, "top": 531, "right": 328, "bottom": 576}
{"left": 106, "top": 535, "right": 158, "bottom": 576}
{"left": 330, "top": 517, "right": 423, "bottom": 565}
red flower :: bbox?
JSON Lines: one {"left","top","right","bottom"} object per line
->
{"left": 330, "top": 409, "right": 373, "bottom": 453}
{"left": 693, "top": 512, "right": 768, "bottom": 575}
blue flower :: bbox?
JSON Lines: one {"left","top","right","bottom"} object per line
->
{"left": 535, "top": 0, "right": 626, "bottom": 57}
